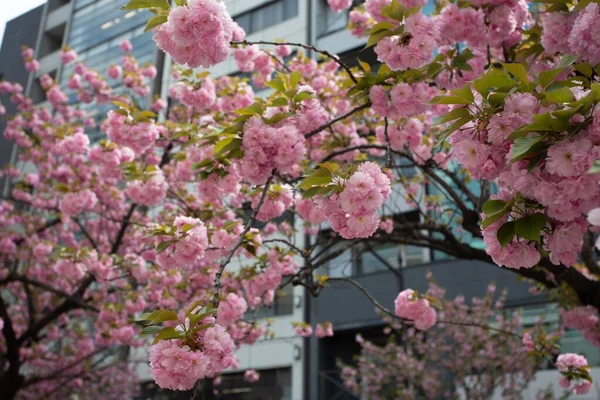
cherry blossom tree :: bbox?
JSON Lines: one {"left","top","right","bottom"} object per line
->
{"left": 0, "top": 0, "right": 599, "bottom": 398}
{"left": 340, "top": 282, "right": 544, "bottom": 400}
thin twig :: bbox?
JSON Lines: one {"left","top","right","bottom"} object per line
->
{"left": 231, "top": 40, "right": 358, "bottom": 84}
{"left": 383, "top": 117, "right": 393, "bottom": 168}
{"left": 211, "top": 173, "right": 275, "bottom": 310}
{"left": 305, "top": 102, "right": 371, "bottom": 139}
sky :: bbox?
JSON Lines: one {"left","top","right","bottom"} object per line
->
{"left": 0, "top": 1, "right": 47, "bottom": 47}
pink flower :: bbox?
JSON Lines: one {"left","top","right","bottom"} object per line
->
{"left": 327, "top": 0, "right": 353, "bottom": 13}
{"left": 556, "top": 353, "right": 588, "bottom": 372}
{"left": 394, "top": 289, "right": 437, "bottom": 330}
{"left": 120, "top": 40, "right": 133, "bottom": 53}
{"left": 153, "top": 0, "right": 236, "bottom": 69}
{"left": 546, "top": 138, "right": 597, "bottom": 177}
{"left": 59, "top": 190, "right": 98, "bottom": 217}
{"left": 149, "top": 341, "right": 209, "bottom": 390}
{"left": 244, "top": 369, "right": 260, "bottom": 383}
{"left": 217, "top": 293, "right": 248, "bottom": 326}
{"left": 568, "top": 4, "right": 600, "bottom": 64}
{"left": 315, "top": 322, "right": 334, "bottom": 338}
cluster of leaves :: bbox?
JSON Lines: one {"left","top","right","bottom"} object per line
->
{"left": 136, "top": 301, "right": 216, "bottom": 348}
{"left": 298, "top": 162, "right": 358, "bottom": 199}
{"left": 121, "top": 0, "right": 186, "bottom": 33}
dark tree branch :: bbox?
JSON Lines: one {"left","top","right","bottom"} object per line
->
{"left": 231, "top": 40, "right": 358, "bottom": 84}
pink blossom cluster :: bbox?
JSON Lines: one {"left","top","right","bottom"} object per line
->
{"left": 375, "top": 13, "right": 437, "bottom": 71}
{"left": 327, "top": 0, "right": 353, "bottom": 13}
{"left": 105, "top": 110, "right": 159, "bottom": 155}
{"left": 22, "top": 47, "right": 40, "bottom": 73}
{"left": 243, "top": 249, "right": 299, "bottom": 307}
{"left": 252, "top": 184, "right": 294, "bottom": 221}
{"left": 320, "top": 162, "right": 391, "bottom": 239}
{"left": 153, "top": 0, "right": 238, "bottom": 69}
{"left": 59, "top": 189, "right": 98, "bottom": 218}
{"left": 542, "top": 4, "right": 600, "bottom": 64}
{"left": 240, "top": 117, "right": 306, "bottom": 184}
{"left": 296, "top": 197, "right": 328, "bottom": 225}
{"left": 448, "top": 88, "right": 600, "bottom": 268}
{"left": 556, "top": 353, "right": 592, "bottom": 395}
{"left": 125, "top": 171, "right": 168, "bottom": 206}
{"left": 232, "top": 45, "right": 276, "bottom": 86}
{"left": 149, "top": 324, "right": 235, "bottom": 390}
{"left": 171, "top": 78, "right": 216, "bottom": 110}
{"left": 375, "top": 117, "right": 423, "bottom": 153}
{"left": 561, "top": 306, "right": 600, "bottom": 347}
{"left": 370, "top": 83, "right": 437, "bottom": 119}
{"left": 155, "top": 216, "right": 209, "bottom": 270}
{"left": 315, "top": 322, "right": 334, "bottom": 338}
{"left": 244, "top": 369, "right": 260, "bottom": 383}
{"left": 436, "top": 1, "right": 529, "bottom": 50}
{"left": 348, "top": 9, "right": 371, "bottom": 37}
{"left": 59, "top": 47, "right": 77, "bottom": 64}
{"left": 293, "top": 322, "right": 314, "bottom": 337}
{"left": 394, "top": 289, "right": 436, "bottom": 330}
{"left": 482, "top": 213, "right": 541, "bottom": 270}
{"left": 217, "top": 293, "right": 248, "bottom": 326}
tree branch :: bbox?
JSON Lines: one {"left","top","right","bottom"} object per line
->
{"left": 212, "top": 173, "right": 275, "bottom": 311}
{"left": 231, "top": 40, "right": 358, "bottom": 84}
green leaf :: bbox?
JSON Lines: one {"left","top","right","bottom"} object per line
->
{"left": 140, "top": 325, "right": 164, "bottom": 336}
{"left": 236, "top": 102, "right": 264, "bottom": 116}
{"left": 174, "top": 0, "right": 187, "bottom": 5}
{"left": 144, "top": 15, "right": 168, "bottom": 32}
{"left": 545, "top": 87, "right": 575, "bottom": 103}
{"left": 502, "top": 63, "right": 529, "bottom": 84}
{"left": 488, "top": 92, "right": 508, "bottom": 108}
{"left": 515, "top": 213, "right": 547, "bottom": 241}
{"left": 429, "top": 96, "right": 473, "bottom": 105}
{"left": 317, "top": 162, "right": 339, "bottom": 173}
{"left": 511, "top": 135, "right": 545, "bottom": 161}
{"left": 298, "top": 176, "right": 332, "bottom": 190}
{"left": 122, "top": 0, "right": 170, "bottom": 10}
{"left": 539, "top": 68, "right": 564, "bottom": 89}
{"left": 214, "top": 137, "right": 242, "bottom": 156}
{"left": 381, "top": 0, "right": 405, "bottom": 21}
{"left": 265, "top": 76, "right": 286, "bottom": 93}
{"left": 481, "top": 199, "right": 514, "bottom": 229}
{"left": 574, "top": 62, "right": 593, "bottom": 77}
{"left": 156, "top": 241, "right": 173, "bottom": 254}
{"left": 435, "top": 115, "right": 474, "bottom": 147}
{"left": 473, "top": 69, "right": 514, "bottom": 96}
{"left": 450, "top": 84, "right": 474, "bottom": 102}
{"left": 266, "top": 112, "right": 295, "bottom": 125}
{"left": 271, "top": 97, "right": 288, "bottom": 107}
{"left": 289, "top": 70, "right": 302, "bottom": 90}
{"left": 482, "top": 199, "right": 507, "bottom": 215}
{"left": 293, "top": 91, "right": 313, "bottom": 103}
{"left": 497, "top": 222, "right": 516, "bottom": 247}
{"left": 432, "top": 107, "right": 470, "bottom": 126}
{"left": 150, "top": 310, "right": 179, "bottom": 324}
{"left": 557, "top": 54, "right": 578, "bottom": 69}
{"left": 152, "top": 327, "right": 185, "bottom": 344}
{"left": 302, "top": 186, "right": 325, "bottom": 199}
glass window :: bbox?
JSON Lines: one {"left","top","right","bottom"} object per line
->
{"left": 250, "top": 281, "right": 294, "bottom": 319}
{"left": 234, "top": 0, "right": 298, "bottom": 35}
{"left": 216, "top": 368, "right": 292, "bottom": 400}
